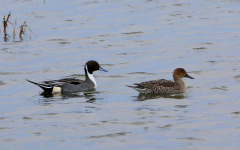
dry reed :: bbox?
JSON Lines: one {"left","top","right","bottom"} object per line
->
{"left": 2, "top": 12, "right": 36, "bottom": 42}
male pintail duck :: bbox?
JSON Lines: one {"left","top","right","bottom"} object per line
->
{"left": 127, "top": 68, "right": 194, "bottom": 94}
{"left": 27, "top": 60, "right": 108, "bottom": 93}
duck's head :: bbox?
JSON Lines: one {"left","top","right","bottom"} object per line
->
{"left": 85, "top": 60, "right": 108, "bottom": 74}
{"left": 173, "top": 68, "right": 194, "bottom": 80}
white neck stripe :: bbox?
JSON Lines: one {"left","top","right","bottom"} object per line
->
{"left": 86, "top": 66, "right": 97, "bottom": 88}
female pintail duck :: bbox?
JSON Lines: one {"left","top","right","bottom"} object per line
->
{"left": 27, "top": 60, "right": 108, "bottom": 93}
{"left": 128, "top": 68, "right": 194, "bottom": 94}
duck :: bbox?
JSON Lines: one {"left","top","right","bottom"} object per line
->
{"left": 127, "top": 68, "right": 194, "bottom": 94}
{"left": 26, "top": 60, "right": 108, "bottom": 93}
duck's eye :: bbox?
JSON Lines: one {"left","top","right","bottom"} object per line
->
{"left": 180, "top": 69, "right": 186, "bottom": 73}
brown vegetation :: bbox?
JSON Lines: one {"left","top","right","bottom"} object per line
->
{"left": 2, "top": 12, "right": 36, "bottom": 42}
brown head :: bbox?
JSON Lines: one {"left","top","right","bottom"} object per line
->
{"left": 85, "top": 60, "right": 108, "bottom": 74}
{"left": 173, "top": 68, "right": 194, "bottom": 81}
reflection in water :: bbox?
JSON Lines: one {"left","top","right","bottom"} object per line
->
{"left": 38, "top": 90, "right": 103, "bottom": 113}
{"left": 83, "top": 91, "right": 102, "bottom": 103}
{"left": 39, "top": 89, "right": 102, "bottom": 103}
{"left": 40, "top": 91, "right": 84, "bottom": 99}
{"left": 39, "top": 92, "right": 85, "bottom": 103}
{"left": 133, "top": 93, "right": 187, "bottom": 101}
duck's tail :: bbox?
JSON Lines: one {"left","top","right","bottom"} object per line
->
{"left": 126, "top": 85, "right": 149, "bottom": 93}
{"left": 26, "top": 79, "right": 53, "bottom": 92}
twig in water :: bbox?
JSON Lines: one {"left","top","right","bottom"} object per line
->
{"left": 3, "top": 12, "right": 12, "bottom": 42}
{"left": 19, "top": 21, "right": 37, "bottom": 41}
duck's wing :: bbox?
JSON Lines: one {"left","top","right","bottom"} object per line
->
{"left": 26, "top": 78, "right": 85, "bottom": 92}
{"left": 135, "top": 79, "right": 175, "bottom": 87}
{"left": 42, "top": 78, "right": 85, "bottom": 87}
{"left": 128, "top": 79, "right": 178, "bottom": 93}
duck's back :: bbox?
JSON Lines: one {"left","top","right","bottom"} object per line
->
{"left": 43, "top": 78, "right": 93, "bottom": 93}
{"left": 41, "top": 78, "right": 83, "bottom": 86}
{"left": 133, "top": 79, "right": 185, "bottom": 94}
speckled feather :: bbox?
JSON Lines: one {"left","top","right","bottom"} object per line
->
{"left": 130, "top": 79, "right": 186, "bottom": 94}
{"left": 128, "top": 68, "right": 194, "bottom": 94}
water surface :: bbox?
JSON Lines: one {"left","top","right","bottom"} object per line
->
{"left": 1, "top": 0, "right": 240, "bottom": 149}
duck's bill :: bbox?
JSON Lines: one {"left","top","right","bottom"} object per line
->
{"left": 99, "top": 67, "right": 108, "bottom": 72}
{"left": 185, "top": 74, "right": 194, "bottom": 79}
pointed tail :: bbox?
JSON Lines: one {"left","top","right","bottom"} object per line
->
{"left": 26, "top": 79, "right": 53, "bottom": 92}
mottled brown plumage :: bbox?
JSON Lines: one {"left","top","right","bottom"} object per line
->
{"left": 128, "top": 68, "right": 194, "bottom": 94}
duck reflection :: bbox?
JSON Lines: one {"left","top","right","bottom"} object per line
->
{"left": 134, "top": 93, "right": 187, "bottom": 101}
{"left": 40, "top": 91, "right": 84, "bottom": 99}
{"left": 39, "top": 89, "right": 101, "bottom": 103}
{"left": 83, "top": 91, "right": 102, "bottom": 103}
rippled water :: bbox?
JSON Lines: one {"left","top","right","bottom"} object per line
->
{"left": 1, "top": 0, "right": 240, "bottom": 149}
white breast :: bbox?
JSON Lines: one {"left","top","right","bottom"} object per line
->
{"left": 86, "top": 66, "right": 97, "bottom": 88}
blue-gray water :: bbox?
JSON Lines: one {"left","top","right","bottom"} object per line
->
{"left": 1, "top": 0, "right": 240, "bottom": 149}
